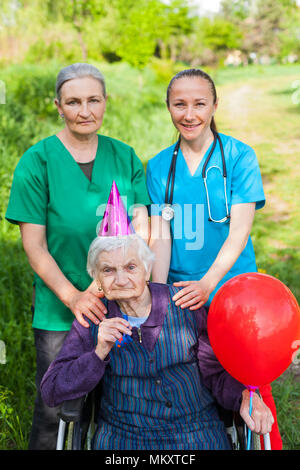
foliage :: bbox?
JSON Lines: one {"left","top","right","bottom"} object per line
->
{"left": 0, "top": 62, "right": 299, "bottom": 450}
{"left": 199, "top": 17, "right": 244, "bottom": 52}
{"left": 272, "top": 373, "right": 300, "bottom": 449}
{"left": 110, "top": 0, "right": 166, "bottom": 67}
{"left": 220, "top": 0, "right": 300, "bottom": 60}
{"left": 0, "top": 387, "right": 25, "bottom": 449}
{"left": 1, "top": 0, "right": 299, "bottom": 67}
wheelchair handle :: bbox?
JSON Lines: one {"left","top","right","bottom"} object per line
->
{"left": 58, "top": 396, "right": 85, "bottom": 423}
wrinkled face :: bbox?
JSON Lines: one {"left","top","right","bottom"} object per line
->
{"left": 96, "top": 246, "right": 150, "bottom": 301}
{"left": 167, "top": 76, "right": 218, "bottom": 142}
{"left": 56, "top": 76, "right": 107, "bottom": 137}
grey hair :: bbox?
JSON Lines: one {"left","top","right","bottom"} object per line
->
{"left": 87, "top": 234, "right": 155, "bottom": 280}
{"left": 56, "top": 63, "right": 106, "bottom": 102}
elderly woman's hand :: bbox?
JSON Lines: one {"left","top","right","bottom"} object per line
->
{"left": 68, "top": 288, "right": 107, "bottom": 328}
{"left": 95, "top": 318, "right": 132, "bottom": 360}
{"left": 240, "top": 389, "right": 274, "bottom": 435}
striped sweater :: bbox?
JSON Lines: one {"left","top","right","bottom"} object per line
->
{"left": 41, "top": 283, "right": 245, "bottom": 450}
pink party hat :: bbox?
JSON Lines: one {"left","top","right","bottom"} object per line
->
{"left": 98, "top": 181, "right": 135, "bottom": 236}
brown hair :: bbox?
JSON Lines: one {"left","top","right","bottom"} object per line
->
{"left": 166, "top": 68, "right": 217, "bottom": 132}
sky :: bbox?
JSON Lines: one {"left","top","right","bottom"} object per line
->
{"left": 190, "top": 0, "right": 222, "bottom": 14}
{"left": 190, "top": 0, "right": 300, "bottom": 15}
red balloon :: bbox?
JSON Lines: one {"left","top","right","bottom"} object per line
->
{"left": 207, "top": 273, "right": 300, "bottom": 387}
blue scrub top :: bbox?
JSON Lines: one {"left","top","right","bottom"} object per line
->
{"left": 146, "top": 133, "right": 265, "bottom": 305}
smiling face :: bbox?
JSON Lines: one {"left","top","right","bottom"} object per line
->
{"left": 96, "top": 246, "right": 150, "bottom": 302}
{"left": 55, "top": 76, "right": 107, "bottom": 137}
{"left": 167, "top": 76, "right": 218, "bottom": 143}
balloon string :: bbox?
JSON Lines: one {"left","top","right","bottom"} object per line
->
{"left": 247, "top": 388, "right": 254, "bottom": 450}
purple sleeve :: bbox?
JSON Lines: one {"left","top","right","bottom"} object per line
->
{"left": 40, "top": 320, "right": 109, "bottom": 407}
{"left": 195, "top": 309, "right": 245, "bottom": 412}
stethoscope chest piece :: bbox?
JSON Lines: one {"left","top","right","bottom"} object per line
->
{"left": 162, "top": 204, "right": 175, "bottom": 221}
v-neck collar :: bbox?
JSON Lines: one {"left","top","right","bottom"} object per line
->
{"left": 106, "top": 282, "right": 170, "bottom": 351}
{"left": 178, "top": 139, "right": 214, "bottom": 178}
{"left": 53, "top": 134, "right": 102, "bottom": 187}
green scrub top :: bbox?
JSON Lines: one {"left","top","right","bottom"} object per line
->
{"left": 6, "top": 134, "right": 151, "bottom": 331}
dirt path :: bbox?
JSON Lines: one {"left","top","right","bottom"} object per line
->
{"left": 218, "top": 75, "right": 300, "bottom": 232}
{"left": 217, "top": 76, "right": 300, "bottom": 378}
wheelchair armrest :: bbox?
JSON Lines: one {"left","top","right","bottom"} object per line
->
{"left": 58, "top": 396, "right": 86, "bottom": 423}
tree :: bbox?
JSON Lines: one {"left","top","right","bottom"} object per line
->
{"left": 113, "top": 0, "right": 166, "bottom": 67}
{"left": 157, "top": 0, "right": 195, "bottom": 61}
{"left": 220, "top": 0, "right": 252, "bottom": 22}
{"left": 46, "top": 0, "right": 105, "bottom": 60}
{"left": 220, "top": 0, "right": 300, "bottom": 61}
{"left": 199, "top": 16, "right": 244, "bottom": 51}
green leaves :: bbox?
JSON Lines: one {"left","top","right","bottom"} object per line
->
{"left": 0, "top": 387, "right": 26, "bottom": 449}
{"left": 199, "top": 17, "right": 244, "bottom": 51}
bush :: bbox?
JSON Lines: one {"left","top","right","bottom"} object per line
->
{"left": 0, "top": 386, "right": 26, "bottom": 449}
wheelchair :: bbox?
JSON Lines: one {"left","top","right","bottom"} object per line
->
{"left": 56, "top": 385, "right": 270, "bottom": 450}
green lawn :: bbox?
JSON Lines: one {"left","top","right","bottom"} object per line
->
{"left": 215, "top": 65, "right": 300, "bottom": 450}
{"left": 0, "top": 62, "right": 299, "bottom": 450}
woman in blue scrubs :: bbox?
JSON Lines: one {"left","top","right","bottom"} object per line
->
{"left": 146, "top": 68, "right": 282, "bottom": 450}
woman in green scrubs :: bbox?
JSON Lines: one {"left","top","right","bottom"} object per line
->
{"left": 5, "top": 63, "right": 151, "bottom": 449}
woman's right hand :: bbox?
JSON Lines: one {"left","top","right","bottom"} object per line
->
{"left": 68, "top": 288, "right": 107, "bottom": 328}
{"left": 240, "top": 390, "right": 274, "bottom": 435}
{"left": 95, "top": 317, "right": 132, "bottom": 360}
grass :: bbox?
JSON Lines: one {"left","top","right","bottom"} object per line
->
{"left": 214, "top": 65, "right": 300, "bottom": 298}
{"left": 272, "top": 371, "right": 300, "bottom": 450}
{"left": 0, "top": 61, "right": 299, "bottom": 450}
{"left": 214, "top": 65, "right": 300, "bottom": 450}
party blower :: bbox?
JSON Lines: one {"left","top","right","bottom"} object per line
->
{"left": 207, "top": 272, "right": 300, "bottom": 450}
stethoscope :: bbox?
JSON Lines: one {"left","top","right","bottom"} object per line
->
{"left": 162, "top": 130, "right": 230, "bottom": 223}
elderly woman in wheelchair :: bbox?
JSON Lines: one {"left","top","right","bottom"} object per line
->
{"left": 41, "top": 233, "right": 273, "bottom": 450}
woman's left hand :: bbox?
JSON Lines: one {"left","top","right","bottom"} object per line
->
{"left": 172, "top": 279, "right": 211, "bottom": 310}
